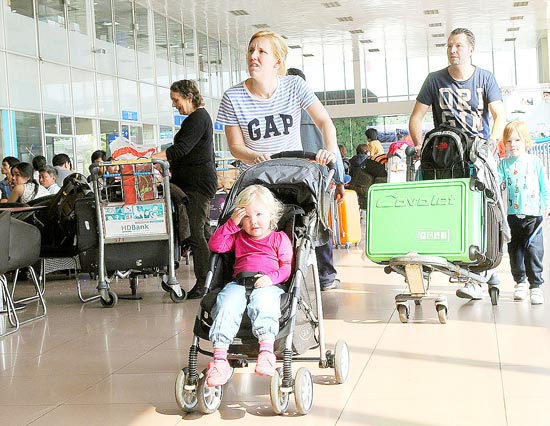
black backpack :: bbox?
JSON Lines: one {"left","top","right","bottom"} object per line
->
{"left": 420, "top": 124, "right": 473, "bottom": 180}
{"left": 32, "top": 173, "right": 92, "bottom": 253}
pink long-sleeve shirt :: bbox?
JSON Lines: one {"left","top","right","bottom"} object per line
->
{"left": 208, "top": 219, "right": 293, "bottom": 285}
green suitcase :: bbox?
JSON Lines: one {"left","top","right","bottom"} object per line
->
{"left": 366, "top": 178, "right": 490, "bottom": 264}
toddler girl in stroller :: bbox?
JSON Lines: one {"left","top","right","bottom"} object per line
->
{"left": 205, "top": 184, "right": 293, "bottom": 387}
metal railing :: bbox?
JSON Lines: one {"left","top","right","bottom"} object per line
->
{"left": 531, "top": 142, "right": 550, "bottom": 180}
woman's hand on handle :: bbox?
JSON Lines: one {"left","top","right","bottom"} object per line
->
{"left": 253, "top": 153, "right": 272, "bottom": 164}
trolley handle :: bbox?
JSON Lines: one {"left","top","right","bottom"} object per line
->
{"left": 89, "top": 158, "right": 170, "bottom": 179}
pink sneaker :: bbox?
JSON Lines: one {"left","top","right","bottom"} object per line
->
{"left": 255, "top": 351, "right": 276, "bottom": 377}
{"left": 206, "top": 358, "right": 232, "bottom": 387}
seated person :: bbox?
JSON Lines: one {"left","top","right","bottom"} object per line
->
{"left": 39, "top": 165, "right": 60, "bottom": 195}
{"left": 205, "top": 184, "right": 293, "bottom": 387}
{"left": 1, "top": 162, "right": 49, "bottom": 204}
{"left": 348, "top": 144, "right": 369, "bottom": 177}
{"left": 1, "top": 156, "right": 19, "bottom": 201}
{"left": 363, "top": 139, "right": 388, "bottom": 178}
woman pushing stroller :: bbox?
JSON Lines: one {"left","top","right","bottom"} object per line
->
{"left": 205, "top": 184, "right": 293, "bottom": 387}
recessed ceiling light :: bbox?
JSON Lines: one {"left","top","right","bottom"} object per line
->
{"left": 253, "top": 23, "right": 270, "bottom": 28}
{"left": 322, "top": 1, "right": 341, "bottom": 7}
{"left": 513, "top": 1, "right": 528, "bottom": 6}
{"left": 359, "top": 39, "right": 373, "bottom": 44}
{"left": 510, "top": 15, "right": 524, "bottom": 20}
{"left": 337, "top": 16, "right": 354, "bottom": 22}
{"left": 505, "top": 37, "right": 517, "bottom": 42}
{"left": 288, "top": 45, "right": 302, "bottom": 49}
{"left": 281, "top": 35, "right": 288, "bottom": 39}
{"left": 303, "top": 53, "right": 314, "bottom": 57}
{"left": 429, "top": 23, "right": 442, "bottom": 27}
{"left": 432, "top": 33, "right": 445, "bottom": 37}
{"left": 423, "top": 9, "right": 439, "bottom": 15}
{"left": 229, "top": 9, "right": 249, "bottom": 16}
{"left": 368, "top": 48, "right": 380, "bottom": 52}
{"left": 507, "top": 27, "right": 520, "bottom": 31}
{"left": 349, "top": 29, "right": 364, "bottom": 34}
{"left": 435, "top": 43, "right": 446, "bottom": 47}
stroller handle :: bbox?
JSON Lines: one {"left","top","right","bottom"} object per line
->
{"left": 271, "top": 151, "right": 336, "bottom": 172}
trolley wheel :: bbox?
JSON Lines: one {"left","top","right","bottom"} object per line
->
{"left": 397, "top": 304, "right": 409, "bottom": 323}
{"left": 294, "top": 367, "right": 313, "bottom": 415}
{"left": 197, "top": 368, "right": 223, "bottom": 414}
{"left": 175, "top": 367, "right": 198, "bottom": 413}
{"left": 436, "top": 304, "right": 448, "bottom": 324}
{"left": 169, "top": 287, "right": 187, "bottom": 303}
{"left": 161, "top": 280, "right": 171, "bottom": 293}
{"left": 333, "top": 340, "right": 350, "bottom": 384}
{"left": 100, "top": 290, "right": 118, "bottom": 307}
{"left": 489, "top": 286, "right": 499, "bottom": 306}
{"left": 270, "top": 367, "right": 290, "bottom": 415}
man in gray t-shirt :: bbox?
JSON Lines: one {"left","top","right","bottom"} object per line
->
{"left": 409, "top": 28, "right": 505, "bottom": 149}
{"left": 408, "top": 28, "right": 506, "bottom": 301}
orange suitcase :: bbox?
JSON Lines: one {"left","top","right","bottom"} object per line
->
{"left": 331, "top": 189, "right": 362, "bottom": 248}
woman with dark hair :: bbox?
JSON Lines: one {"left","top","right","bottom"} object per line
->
{"left": 1, "top": 156, "right": 19, "bottom": 200}
{"left": 2, "top": 162, "right": 49, "bottom": 203}
{"left": 152, "top": 79, "right": 217, "bottom": 299}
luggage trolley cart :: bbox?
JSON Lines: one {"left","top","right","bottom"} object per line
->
{"left": 88, "top": 159, "right": 185, "bottom": 307}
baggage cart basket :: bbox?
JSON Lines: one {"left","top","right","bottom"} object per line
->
{"left": 89, "top": 159, "right": 185, "bottom": 307}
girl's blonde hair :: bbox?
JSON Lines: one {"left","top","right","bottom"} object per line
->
{"left": 248, "top": 30, "right": 288, "bottom": 76}
{"left": 367, "top": 140, "right": 385, "bottom": 157}
{"left": 503, "top": 120, "right": 533, "bottom": 151}
{"left": 235, "top": 184, "right": 284, "bottom": 230}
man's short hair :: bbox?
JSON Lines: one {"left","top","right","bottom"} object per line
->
{"left": 91, "top": 150, "right": 107, "bottom": 163}
{"left": 52, "top": 153, "right": 72, "bottom": 168}
{"left": 32, "top": 155, "right": 47, "bottom": 171}
{"left": 365, "top": 128, "right": 378, "bottom": 141}
{"left": 449, "top": 28, "right": 475, "bottom": 48}
{"left": 39, "top": 165, "right": 58, "bottom": 177}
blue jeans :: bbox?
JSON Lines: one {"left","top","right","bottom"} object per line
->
{"left": 507, "top": 215, "right": 545, "bottom": 288}
{"left": 209, "top": 282, "right": 284, "bottom": 348}
{"left": 316, "top": 240, "right": 337, "bottom": 288}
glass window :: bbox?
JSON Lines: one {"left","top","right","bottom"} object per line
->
{"left": 364, "top": 47, "right": 387, "bottom": 102}
{"left": 143, "top": 124, "right": 156, "bottom": 147}
{"left": 7, "top": 54, "right": 40, "bottom": 111}
{"left": 94, "top": 0, "right": 113, "bottom": 43}
{"left": 386, "top": 44, "right": 408, "bottom": 100}
{"left": 184, "top": 26, "right": 197, "bottom": 80}
{"left": 5, "top": 0, "right": 37, "bottom": 56}
{"left": 494, "top": 49, "right": 516, "bottom": 87}
{"left": 169, "top": 19, "right": 184, "bottom": 82}
{"left": 44, "top": 114, "right": 58, "bottom": 133}
{"left": 230, "top": 46, "right": 240, "bottom": 86}
{"left": 60, "top": 116, "right": 73, "bottom": 135}
{"left": 14, "top": 111, "right": 43, "bottom": 162}
{"left": 0, "top": 110, "right": 6, "bottom": 159}
{"left": 220, "top": 43, "right": 231, "bottom": 91}
{"left": 74, "top": 117, "right": 95, "bottom": 173}
{"left": 302, "top": 43, "right": 324, "bottom": 93}
{"left": 135, "top": 4, "right": 154, "bottom": 84}
{"left": 407, "top": 55, "right": 429, "bottom": 98}
{"left": 154, "top": 12, "right": 170, "bottom": 87}
{"left": 114, "top": 0, "right": 136, "bottom": 79}
{"left": 100, "top": 120, "right": 119, "bottom": 154}
{"left": 209, "top": 36, "right": 221, "bottom": 97}
{"left": 37, "top": 0, "right": 68, "bottom": 63}
{"left": 197, "top": 31, "right": 209, "bottom": 96}
{"left": 46, "top": 136, "right": 74, "bottom": 167}
{"left": 72, "top": 68, "right": 97, "bottom": 116}
{"left": 119, "top": 78, "right": 139, "bottom": 119}
{"left": 157, "top": 87, "right": 172, "bottom": 125}
{"left": 323, "top": 43, "right": 347, "bottom": 95}
{"left": 67, "top": 0, "right": 88, "bottom": 34}
{"left": 96, "top": 73, "right": 119, "bottom": 119}
{"left": 41, "top": 62, "right": 72, "bottom": 114}
{"left": 0, "top": 53, "right": 7, "bottom": 107}
{"left": 159, "top": 125, "right": 174, "bottom": 149}
{"left": 140, "top": 82, "right": 157, "bottom": 123}
{"left": 516, "top": 48, "right": 538, "bottom": 86}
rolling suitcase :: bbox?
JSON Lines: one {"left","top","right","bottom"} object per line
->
{"left": 366, "top": 178, "right": 502, "bottom": 270}
{"left": 331, "top": 189, "right": 361, "bottom": 248}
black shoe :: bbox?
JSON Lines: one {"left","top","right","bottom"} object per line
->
{"left": 321, "top": 279, "right": 340, "bottom": 291}
{"left": 187, "top": 284, "right": 206, "bottom": 299}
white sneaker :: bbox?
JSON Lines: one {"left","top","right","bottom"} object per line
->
{"left": 513, "top": 281, "right": 529, "bottom": 301}
{"left": 456, "top": 282, "right": 483, "bottom": 300}
{"left": 530, "top": 288, "right": 544, "bottom": 305}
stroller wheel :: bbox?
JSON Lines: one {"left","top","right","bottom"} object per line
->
{"left": 333, "top": 340, "right": 350, "bottom": 384}
{"left": 169, "top": 287, "right": 187, "bottom": 303}
{"left": 270, "top": 367, "right": 290, "bottom": 414}
{"left": 294, "top": 367, "right": 313, "bottom": 415}
{"left": 175, "top": 367, "right": 198, "bottom": 412}
{"left": 197, "top": 368, "right": 223, "bottom": 414}
{"left": 436, "top": 304, "right": 448, "bottom": 324}
{"left": 397, "top": 304, "right": 409, "bottom": 323}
